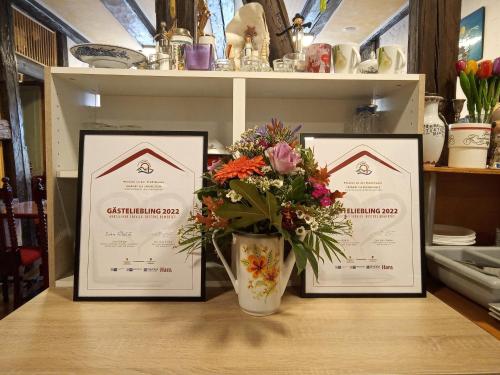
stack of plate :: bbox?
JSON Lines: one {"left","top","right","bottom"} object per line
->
{"left": 433, "top": 224, "right": 476, "bottom": 246}
{"left": 489, "top": 303, "right": 500, "bottom": 321}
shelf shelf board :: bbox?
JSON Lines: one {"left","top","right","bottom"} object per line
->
{"left": 424, "top": 165, "right": 500, "bottom": 175}
{"left": 49, "top": 67, "right": 421, "bottom": 100}
{"left": 56, "top": 170, "right": 78, "bottom": 178}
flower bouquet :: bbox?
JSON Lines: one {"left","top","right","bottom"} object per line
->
{"left": 456, "top": 57, "right": 500, "bottom": 123}
{"left": 177, "top": 119, "right": 351, "bottom": 278}
{"left": 452, "top": 58, "right": 500, "bottom": 168}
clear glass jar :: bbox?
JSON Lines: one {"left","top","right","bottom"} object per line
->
{"left": 352, "top": 104, "right": 379, "bottom": 134}
{"left": 240, "top": 56, "right": 261, "bottom": 72}
{"left": 214, "top": 58, "right": 235, "bottom": 71}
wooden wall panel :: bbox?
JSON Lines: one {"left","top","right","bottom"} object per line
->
{"left": 12, "top": 8, "right": 57, "bottom": 67}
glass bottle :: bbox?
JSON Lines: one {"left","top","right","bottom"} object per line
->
{"left": 352, "top": 104, "right": 379, "bottom": 134}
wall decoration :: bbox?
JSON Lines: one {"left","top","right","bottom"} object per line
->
{"left": 301, "top": 134, "right": 425, "bottom": 297}
{"left": 458, "top": 7, "right": 485, "bottom": 61}
{"left": 74, "top": 131, "right": 207, "bottom": 301}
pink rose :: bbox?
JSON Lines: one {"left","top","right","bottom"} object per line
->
{"left": 266, "top": 142, "right": 302, "bottom": 175}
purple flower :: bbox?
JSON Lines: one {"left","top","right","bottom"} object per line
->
{"left": 256, "top": 125, "right": 267, "bottom": 136}
{"left": 320, "top": 196, "right": 332, "bottom": 207}
{"left": 493, "top": 57, "right": 500, "bottom": 76}
{"left": 266, "top": 142, "right": 302, "bottom": 175}
{"left": 291, "top": 124, "right": 303, "bottom": 134}
{"left": 311, "top": 183, "right": 330, "bottom": 199}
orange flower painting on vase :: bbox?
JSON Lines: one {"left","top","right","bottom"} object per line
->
{"left": 241, "top": 244, "right": 280, "bottom": 300}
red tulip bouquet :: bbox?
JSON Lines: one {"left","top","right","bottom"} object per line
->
{"left": 177, "top": 119, "right": 352, "bottom": 277}
{"left": 456, "top": 57, "right": 500, "bottom": 123}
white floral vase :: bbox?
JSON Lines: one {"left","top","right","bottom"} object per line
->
{"left": 448, "top": 123, "right": 492, "bottom": 168}
{"left": 213, "top": 232, "right": 296, "bottom": 316}
{"left": 423, "top": 95, "right": 446, "bottom": 164}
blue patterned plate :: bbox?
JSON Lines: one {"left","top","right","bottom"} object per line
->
{"left": 70, "top": 43, "right": 146, "bottom": 68}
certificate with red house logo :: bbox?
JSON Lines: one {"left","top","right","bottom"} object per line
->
{"left": 301, "top": 134, "right": 424, "bottom": 297}
{"left": 74, "top": 131, "right": 207, "bottom": 300}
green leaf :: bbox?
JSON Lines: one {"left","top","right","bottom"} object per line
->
{"left": 459, "top": 71, "right": 471, "bottom": 100}
{"left": 291, "top": 240, "right": 307, "bottom": 274}
{"left": 216, "top": 203, "right": 266, "bottom": 229}
{"left": 265, "top": 191, "right": 282, "bottom": 230}
{"left": 229, "top": 180, "right": 268, "bottom": 214}
{"left": 286, "top": 176, "right": 306, "bottom": 202}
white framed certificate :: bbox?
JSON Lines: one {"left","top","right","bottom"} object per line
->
{"left": 301, "top": 134, "right": 425, "bottom": 297}
{"left": 74, "top": 131, "right": 207, "bottom": 301}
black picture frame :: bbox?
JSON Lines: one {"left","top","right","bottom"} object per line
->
{"left": 74, "top": 130, "right": 208, "bottom": 301}
{"left": 299, "top": 133, "right": 426, "bottom": 298}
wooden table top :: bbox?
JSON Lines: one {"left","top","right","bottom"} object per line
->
{"left": 0, "top": 288, "right": 499, "bottom": 374}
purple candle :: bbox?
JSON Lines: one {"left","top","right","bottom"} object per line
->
{"left": 185, "top": 44, "right": 213, "bottom": 71}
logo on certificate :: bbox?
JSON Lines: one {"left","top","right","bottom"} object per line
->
{"left": 137, "top": 160, "right": 154, "bottom": 174}
{"left": 355, "top": 161, "right": 372, "bottom": 175}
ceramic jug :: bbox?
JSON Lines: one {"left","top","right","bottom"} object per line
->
{"left": 213, "top": 231, "right": 295, "bottom": 316}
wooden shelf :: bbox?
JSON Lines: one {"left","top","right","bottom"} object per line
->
{"left": 424, "top": 165, "right": 500, "bottom": 175}
{"left": 56, "top": 170, "right": 78, "bottom": 178}
{"left": 50, "top": 67, "right": 421, "bottom": 100}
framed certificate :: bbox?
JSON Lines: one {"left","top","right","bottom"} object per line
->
{"left": 74, "top": 131, "right": 207, "bottom": 301}
{"left": 301, "top": 134, "right": 425, "bottom": 297}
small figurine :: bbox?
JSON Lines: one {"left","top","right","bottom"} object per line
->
{"left": 276, "top": 13, "right": 312, "bottom": 53}
{"left": 243, "top": 26, "right": 257, "bottom": 57}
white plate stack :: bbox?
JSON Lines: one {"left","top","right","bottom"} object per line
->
{"left": 489, "top": 303, "right": 500, "bottom": 321}
{"left": 433, "top": 224, "right": 476, "bottom": 246}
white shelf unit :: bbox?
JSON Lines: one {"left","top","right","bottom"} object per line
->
{"left": 45, "top": 67, "right": 424, "bottom": 287}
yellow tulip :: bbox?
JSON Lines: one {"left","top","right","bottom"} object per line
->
{"left": 465, "top": 60, "right": 478, "bottom": 75}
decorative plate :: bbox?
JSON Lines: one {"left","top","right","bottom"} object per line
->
{"left": 70, "top": 43, "right": 146, "bottom": 68}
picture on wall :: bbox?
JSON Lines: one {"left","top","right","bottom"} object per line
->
{"left": 458, "top": 7, "right": 485, "bottom": 61}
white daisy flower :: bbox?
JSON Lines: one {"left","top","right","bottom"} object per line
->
{"left": 296, "top": 210, "right": 304, "bottom": 219}
{"left": 271, "top": 179, "right": 283, "bottom": 188}
{"left": 226, "top": 190, "right": 242, "bottom": 203}
{"left": 304, "top": 215, "right": 313, "bottom": 224}
{"left": 310, "top": 221, "right": 319, "bottom": 231}
{"left": 295, "top": 226, "right": 305, "bottom": 236}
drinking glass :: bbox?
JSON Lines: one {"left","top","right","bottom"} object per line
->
{"left": 273, "top": 59, "right": 293, "bottom": 72}
{"left": 283, "top": 52, "right": 306, "bottom": 72}
{"left": 240, "top": 56, "right": 261, "bottom": 72}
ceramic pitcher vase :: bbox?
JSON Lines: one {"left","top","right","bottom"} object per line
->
{"left": 213, "top": 232, "right": 296, "bottom": 316}
{"left": 423, "top": 95, "right": 446, "bottom": 164}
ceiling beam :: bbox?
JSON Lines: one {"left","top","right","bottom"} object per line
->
{"left": 360, "top": 4, "right": 409, "bottom": 52}
{"left": 100, "top": 0, "right": 154, "bottom": 46}
{"left": 11, "top": 0, "right": 89, "bottom": 44}
{"left": 301, "top": 0, "right": 342, "bottom": 37}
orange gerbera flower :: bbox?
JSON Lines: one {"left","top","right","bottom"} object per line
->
{"left": 309, "top": 166, "right": 331, "bottom": 185}
{"left": 214, "top": 155, "right": 265, "bottom": 184}
{"left": 247, "top": 255, "right": 267, "bottom": 278}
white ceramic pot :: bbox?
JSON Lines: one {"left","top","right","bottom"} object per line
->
{"left": 213, "top": 232, "right": 295, "bottom": 316}
{"left": 448, "top": 123, "right": 492, "bottom": 168}
{"left": 423, "top": 96, "right": 446, "bottom": 164}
